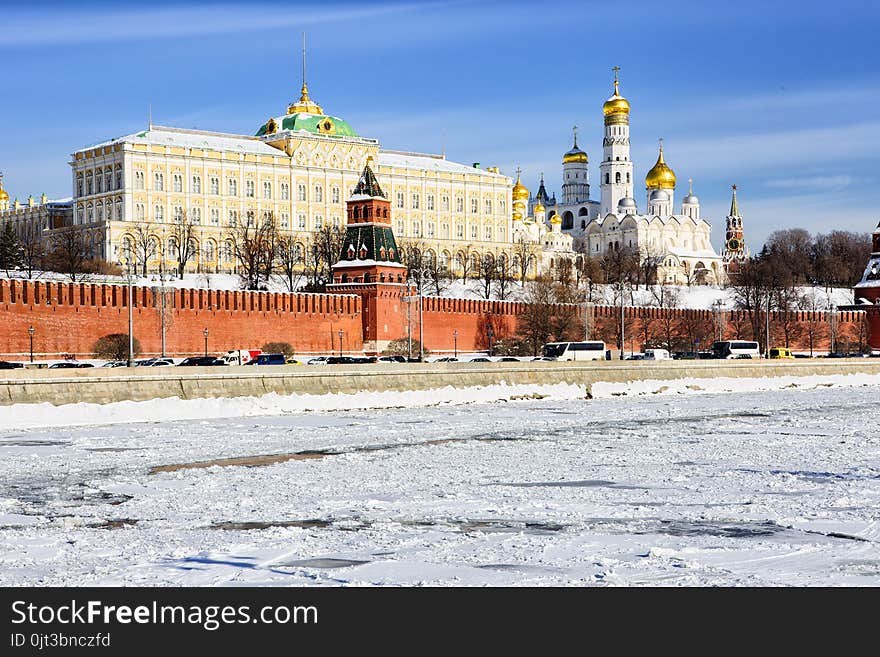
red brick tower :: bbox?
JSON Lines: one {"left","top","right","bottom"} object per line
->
{"left": 850, "top": 220, "right": 880, "bottom": 351}
{"left": 722, "top": 184, "right": 749, "bottom": 275}
{"left": 327, "top": 158, "right": 410, "bottom": 354}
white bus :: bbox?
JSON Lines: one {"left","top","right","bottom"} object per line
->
{"left": 542, "top": 341, "right": 607, "bottom": 361}
{"left": 711, "top": 340, "right": 761, "bottom": 359}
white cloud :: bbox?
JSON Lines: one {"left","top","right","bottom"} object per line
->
{"left": 763, "top": 175, "right": 865, "bottom": 191}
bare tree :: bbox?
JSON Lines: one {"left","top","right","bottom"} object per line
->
{"left": 399, "top": 238, "right": 429, "bottom": 293}
{"left": 275, "top": 233, "right": 306, "bottom": 292}
{"left": 650, "top": 280, "right": 680, "bottom": 351}
{"left": 424, "top": 251, "right": 452, "bottom": 297}
{"left": 310, "top": 223, "right": 346, "bottom": 290}
{"left": 455, "top": 243, "right": 478, "bottom": 283}
{"left": 129, "top": 221, "right": 159, "bottom": 277}
{"left": 478, "top": 253, "right": 495, "bottom": 299}
{"left": 168, "top": 210, "right": 198, "bottom": 278}
{"left": 638, "top": 245, "right": 664, "bottom": 289}
{"left": 494, "top": 254, "right": 516, "bottom": 300}
{"left": 229, "top": 211, "right": 277, "bottom": 290}
{"left": 512, "top": 236, "right": 536, "bottom": 285}
{"left": 48, "top": 230, "right": 92, "bottom": 281}
{"left": 19, "top": 222, "right": 47, "bottom": 278}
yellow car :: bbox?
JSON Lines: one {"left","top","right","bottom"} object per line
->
{"left": 768, "top": 347, "right": 795, "bottom": 359}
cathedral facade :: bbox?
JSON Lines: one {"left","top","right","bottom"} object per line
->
{"left": 529, "top": 71, "right": 728, "bottom": 286}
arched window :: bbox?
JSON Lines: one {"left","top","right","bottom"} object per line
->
{"left": 605, "top": 173, "right": 610, "bottom": 184}
{"left": 615, "top": 172, "right": 621, "bottom": 184}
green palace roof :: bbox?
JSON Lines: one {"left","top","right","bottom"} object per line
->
{"left": 256, "top": 112, "right": 358, "bottom": 138}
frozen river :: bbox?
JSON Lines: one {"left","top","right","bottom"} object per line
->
{"left": 1, "top": 380, "right": 879, "bottom": 586}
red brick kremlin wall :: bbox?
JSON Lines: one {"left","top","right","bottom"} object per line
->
{"left": 0, "top": 279, "right": 363, "bottom": 359}
{"left": 0, "top": 279, "right": 868, "bottom": 359}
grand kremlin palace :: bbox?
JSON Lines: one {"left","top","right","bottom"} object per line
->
{"left": 56, "top": 82, "right": 522, "bottom": 277}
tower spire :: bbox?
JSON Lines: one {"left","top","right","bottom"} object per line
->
{"left": 688, "top": 177, "right": 693, "bottom": 195}
{"left": 288, "top": 33, "right": 323, "bottom": 115}
{"left": 572, "top": 125, "right": 578, "bottom": 148}
{"left": 612, "top": 65, "right": 621, "bottom": 94}
{"left": 730, "top": 184, "right": 740, "bottom": 216}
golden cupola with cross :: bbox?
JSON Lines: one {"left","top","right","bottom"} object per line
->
{"left": 0, "top": 173, "right": 9, "bottom": 212}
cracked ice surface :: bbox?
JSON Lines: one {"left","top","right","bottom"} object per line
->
{"left": 1, "top": 380, "right": 879, "bottom": 586}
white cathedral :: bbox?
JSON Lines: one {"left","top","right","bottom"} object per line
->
{"left": 528, "top": 70, "right": 727, "bottom": 286}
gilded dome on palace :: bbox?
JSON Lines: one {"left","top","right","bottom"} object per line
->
{"left": 0, "top": 174, "right": 8, "bottom": 202}
{"left": 256, "top": 84, "right": 357, "bottom": 138}
{"left": 534, "top": 201, "right": 545, "bottom": 214}
{"left": 645, "top": 145, "right": 676, "bottom": 190}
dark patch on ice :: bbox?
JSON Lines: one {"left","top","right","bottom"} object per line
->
{"left": 88, "top": 518, "right": 139, "bottom": 529}
{"left": 477, "top": 563, "right": 564, "bottom": 574}
{"left": 457, "top": 519, "right": 566, "bottom": 534}
{"left": 497, "top": 480, "right": 649, "bottom": 490}
{"left": 835, "top": 560, "right": 880, "bottom": 575}
{"left": 282, "top": 558, "right": 369, "bottom": 569}
{"left": 210, "top": 519, "right": 334, "bottom": 531}
{"left": 85, "top": 447, "right": 147, "bottom": 453}
{"left": 0, "top": 440, "right": 68, "bottom": 447}
{"left": 674, "top": 461, "right": 698, "bottom": 466}
{"left": 646, "top": 519, "right": 782, "bottom": 538}
{"left": 738, "top": 468, "right": 880, "bottom": 483}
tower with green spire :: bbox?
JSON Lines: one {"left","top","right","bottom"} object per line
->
{"left": 328, "top": 159, "right": 410, "bottom": 354}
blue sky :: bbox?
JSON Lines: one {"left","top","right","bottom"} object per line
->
{"left": 2, "top": 0, "right": 879, "bottom": 251}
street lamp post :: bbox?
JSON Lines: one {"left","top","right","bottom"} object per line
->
{"left": 487, "top": 324, "right": 494, "bottom": 357}
{"left": 203, "top": 328, "right": 209, "bottom": 357}
{"left": 713, "top": 299, "right": 724, "bottom": 343}
{"left": 117, "top": 258, "right": 135, "bottom": 367}
{"left": 453, "top": 329, "right": 458, "bottom": 359}
{"left": 28, "top": 326, "right": 35, "bottom": 363}
{"left": 765, "top": 292, "right": 771, "bottom": 358}
{"left": 338, "top": 329, "right": 343, "bottom": 357}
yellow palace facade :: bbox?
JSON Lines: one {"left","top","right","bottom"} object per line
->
{"left": 68, "top": 82, "right": 516, "bottom": 276}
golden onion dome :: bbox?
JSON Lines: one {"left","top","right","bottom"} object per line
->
{"left": 512, "top": 171, "right": 529, "bottom": 201}
{"left": 0, "top": 174, "right": 8, "bottom": 201}
{"left": 512, "top": 210, "right": 523, "bottom": 222}
{"left": 549, "top": 212, "right": 562, "bottom": 224}
{"left": 534, "top": 201, "right": 545, "bottom": 214}
{"left": 563, "top": 148, "right": 588, "bottom": 164}
{"left": 603, "top": 78, "right": 630, "bottom": 123}
{"left": 645, "top": 145, "right": 676, "bottom": 190}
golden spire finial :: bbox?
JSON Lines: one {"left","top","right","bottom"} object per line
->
{"left": 688, "top": 177, "right": 693, "bottom": 194}
{"left": 612, "top": 65, "right": 621, "bottom": 94}
{"left": 572, "top": 124, "right": 578, "bottom": 147}
{"left": 288, "top": 33, "right": 323, "bottom": 115}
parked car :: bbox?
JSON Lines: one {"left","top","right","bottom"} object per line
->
{"left": 306, "top": 356, "right": 329, "bottom": 365}
{"left": 325, "top": 356, "right": 355, "bottom": 365}
{"left": 625, "top": 354, "right": 646, "bottom": 360}
{"left": 467, "top": 357, "right": 492, "bottom": 362}
{"left": 101, "top": 360, "right": 127, "bottom": 367}
{"left": 495, "top": 357, "right": 521, "bottom": 362}
{"left": 49, "top": 362, "right": 80, "bottom": 369}
{"left": 178, "top": 356, "right": 225, "bottom": 366}
{"left": 768, "top": 347, "right": 795, "bottom": 359}
{"left": 378, "top": 355, "right": 407, "bottom": 363}
{"left": 285, "top": 357, "right": 304, "bottom": 365}
{"left": 247, "top": 353, "right": 287, "bottom": 366}
{"left": 0, "top": 361, "right": 24, "bottom": 369}
{"left": 825, "top": 352, "right": 847, "bottom": 358}
{"left": 217, "top": 349, "right": 262, "bottom": 365}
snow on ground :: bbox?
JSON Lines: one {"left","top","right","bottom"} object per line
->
{"left": 1, "top": 375, "right": 880, "bottom": 586}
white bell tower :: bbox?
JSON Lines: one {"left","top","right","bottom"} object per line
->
{"left": 600, "top": 66, "right": 634, "bottom": 216}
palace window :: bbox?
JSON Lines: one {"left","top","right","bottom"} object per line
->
{"left": 96, "top": 174, "right": 103, "bottom": 194}
{"left": 470, "top": 224, "right": 477, "bottom": 239}
{"left": 86, "top": 173, "right": 93, "bottom": 195}
{"left": 484, "top": 226, "right": 492, "bottom": 240}
{"left": 441, "top": 223, "right": 449, "bottom": 239}
{"left": 172, "top": 174, "right": 183, "bottom": 193}
{"left": 155, "top": 204, "right": 164, "bottom": 222}
{"left": 204, "top": 241, "right": 215, "bottom": 262}
{"left": 470, "top": 198, "right": 478, "bottom": 213}
{"left": 76, "top": 175, "right": 83, "bottom": 197}
{"left": 105, "top": 169, "right": 112, "bottom": 191}
{"left": 245, "top": 180, "right": 255, "bottom": 198}
{"left": 135, "top": 204, "right": 144, "bottom": 221}
{"left": 115, "top": 166, "right": 123, "bottom": 190}
{"left": 173, "top": 206, "right": 184, "bottom": 223}
{"left": 332, "top": 215, "right": 340, "bottom": 229}
{"left": 485, "top": 199, "right": 492, "bottom": 214}
{"left": 396, "top": 192, "right": 404, "bottom": 208}
{"left": 297, "top": 184, "right": 306, "bottom": 201}
{"left": 97, "top": 204, "right": 104, "bottom": 223}
{"left": 455, "top": 196, "right": 463, "bottom": 213}
{"left": 499, "top": 199, "right": 506, "bottom": 214}
{"left": 332, "top": 186, "right": 340, "bottom": 203}
{"left": 154, "top": 172, "right": 164, "bottom": 191}
{"left": 456, "top": 223, "right": 464, "bottom": 238}
{"left": 298, "top": 213, "right": 306, "bottom": 229}
{"left": 442, "top": 195, "right": 449, "bottom": 211}
{"left": 427, "top": 222, "right": 435, "bottom": 237}
{"left": 411, "top": 221, "right": 421, "bottom": 237}
{"left": 315, "top": 215, "right": 324, "bottom": 229}
{"left": 412, "top": 193, "right": 420, "bottom": 209}
{"left": 314, "top": 185, "right": 323, "bottom": 203}
{"left": 228, "top": 178, "right": 238, "bottom": 196}
{"left": 192, "top": 175, "right": 202, "bottom": 194}
{"left": 263, "top": 181, "right": 272, "bottom": 199}
{"left": 228, "top": 209, "right": 238, "bottom": 227}
{"left": 427, "top": 194, "right": 434, "bottom": 210}
{"left": 396, "top": 220, "right": 405, "bottom": 235}
{"left": 210, "top": 177, "right": 220, "bottom": 195}
{"left": 280, "top": 182, "right": 289, "bottom": 200}
{"left": 281, "top": 212, "right": 289, "bottom": 229}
